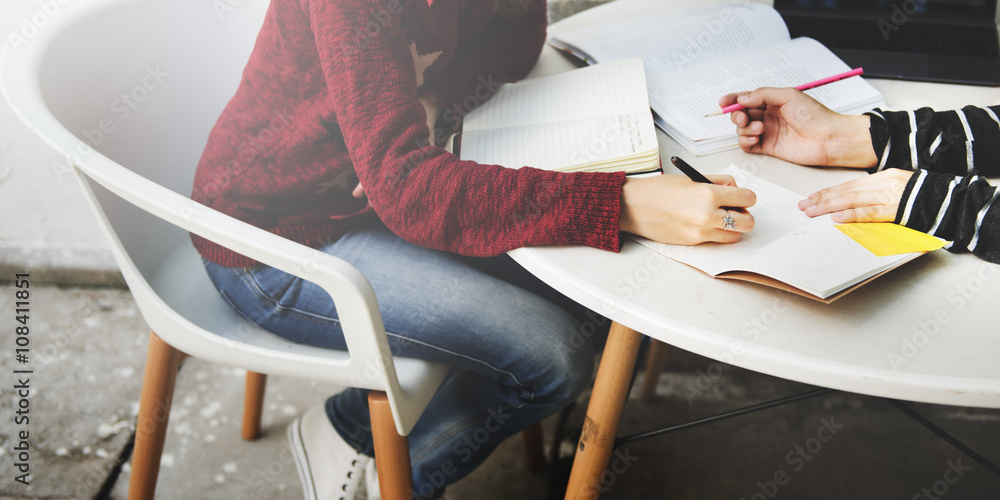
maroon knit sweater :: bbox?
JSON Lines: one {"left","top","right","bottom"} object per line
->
{"left": 191, "top": 0, "right": 626, "bottom": 267}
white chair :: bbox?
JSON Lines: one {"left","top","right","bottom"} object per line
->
{"left": 0, "top": 0, "right": 544, "bottom": 498}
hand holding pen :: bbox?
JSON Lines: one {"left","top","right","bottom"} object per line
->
{"left": 669, "top": 156, "right": 756, "bottom": 234}
{"left": 706, "top": 68, "right": 864, "bottom": 117}
{"left": 717, "top": 87, "right": 877, "bottom": 169}
{"left": 619, "top": 170, "right": 756, "bottom": 244}
{"left": 619, "top": 156, "right": 755, "bottom": 245}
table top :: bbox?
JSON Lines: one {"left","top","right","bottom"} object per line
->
{"left": 509, "top": 0, "right": 1000, "bottom": 408}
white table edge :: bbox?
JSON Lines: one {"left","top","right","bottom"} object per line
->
{"left": 508, "top": 247, "right": 1000, "bottom": 409}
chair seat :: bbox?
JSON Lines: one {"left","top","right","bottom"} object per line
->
{"left": 149, "top": 240, "right": 449, "bottom": 398}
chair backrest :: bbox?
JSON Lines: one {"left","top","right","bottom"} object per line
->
{"left": 0, "top": 0, "right": 450, "bottom": 434}
{"left": 35, "top": 0, "right": 266, "bottom": 277}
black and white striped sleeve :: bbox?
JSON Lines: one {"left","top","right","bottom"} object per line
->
{"left": 866, "top": 105, "right": 1000, "bottom": 175}
{"left": 868, "top": 105, "right": 1000, "bottom": 263}
{"left": 894, "top": 170, "right": 1000, "bottom": 263}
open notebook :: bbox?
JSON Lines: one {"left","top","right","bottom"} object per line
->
{"left": 633, "top": 165, "right": 928, "bottom": 302}
{"left": 458, "top": 58, "right": 660, "bottom": 173}
{"left": 550, "top": 3, "right": 885, "bottom": 155}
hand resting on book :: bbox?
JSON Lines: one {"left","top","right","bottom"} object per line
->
{"left": 723, "top": 87, "right": 912, "bottom": 224}
{"left": 723, "top": 87, "right": 913, "bottom": 224}
{"left": 722, "top": 87, "right": 1000, "bottom": 264}
{"left": 797, "top": 169, "right": 911, "bottom": 223}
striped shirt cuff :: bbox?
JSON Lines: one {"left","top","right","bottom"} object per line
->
{"left": 896, "top": 170, "right": 1000, "bottom": 263}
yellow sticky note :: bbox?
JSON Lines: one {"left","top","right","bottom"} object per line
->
{"left": 836, "top": 223, "right": 946, "bottom": 257}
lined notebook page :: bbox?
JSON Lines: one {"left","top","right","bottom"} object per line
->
{"left": 636, "top": 164, "right": 811, "bottom": 276}
{"left": 635, "top": 165, "right": 922, "bottom": 298}
{"left": 460, "top": 58, "right": 658, "bottom": 171}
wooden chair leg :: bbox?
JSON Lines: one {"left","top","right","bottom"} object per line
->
{"left": 564, "top": 321, "right": 643, "bottom": 500}
{"left": 241, "top": 371, "right": 267, "bottom": 440}
{"left": 640, "top": 340, "right": 669, "bottom": 400}
{"left": 522, "top": 421, "right": 547, "bottom": 472}
{"left": 369, "top": 391, "right": 413, "bottom": 500}
{"left": 128, "top": 331, "right": 187, "bottom": 500}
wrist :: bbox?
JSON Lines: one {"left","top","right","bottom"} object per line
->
{"left": 825, "top": 114, "right": 878, "bottom": 169}
{"left": 619, "top": 177, "right": 641, "bottom": 234}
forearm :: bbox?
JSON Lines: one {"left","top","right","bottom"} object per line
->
{"left": 868, "top": 105, "right": 1000, "bottom": 175}
{"left": 896, "top": 170, "right": 1000, "bottom": 263}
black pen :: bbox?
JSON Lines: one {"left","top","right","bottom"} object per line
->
{"left": 671, "top": 156, "right": 745, "bottom": 213}
{"left": 670, "top": 156, "right": 712, "bottom": 184}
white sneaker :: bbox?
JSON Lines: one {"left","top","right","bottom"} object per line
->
{"left": 364, "top": 460, "right": 381, "bottom": 500}
{"left": 288, "top": 404, "right": 371, "bottom": 500}
{"left": 367, "top": 460, "right": 449, "bottom": 500}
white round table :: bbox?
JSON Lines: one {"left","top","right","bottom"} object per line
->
{"left": 510, "top": 1, "right": 1000, "bottom": 496}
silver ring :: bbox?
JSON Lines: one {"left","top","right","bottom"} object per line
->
{"left": 723, "top": 210, "right": 736, "bottom": 230}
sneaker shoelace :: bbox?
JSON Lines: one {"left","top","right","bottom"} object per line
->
{"left": 338, "top": 457, "right": 368, "bottom": 500}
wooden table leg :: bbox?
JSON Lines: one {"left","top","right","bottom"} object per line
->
{"left": 564, "top": 321, "right": 643, "bottom": 500}
{"left": 640, "top": 340, "right": 669, "bottom": 399}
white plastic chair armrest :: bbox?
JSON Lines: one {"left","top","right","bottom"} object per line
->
{"left": 70, "top": 156, "right": 404, "bottom": 400}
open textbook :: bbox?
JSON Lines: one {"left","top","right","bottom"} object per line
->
{"left": 458, "top": 58, "right": 660, "bottom": 174}
{"left": 633, "top": 166, "right": 928, "bottom": 302}
{"left": 549, "top": 3, "right": 885, "bottom": 155}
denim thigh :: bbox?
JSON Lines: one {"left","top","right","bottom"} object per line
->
{"left": 201, "top": 223, "right": 607, "bottom": 400}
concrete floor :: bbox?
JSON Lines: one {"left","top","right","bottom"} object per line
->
{"left": 1, "top": 284, "right": 998, "bottom": 500}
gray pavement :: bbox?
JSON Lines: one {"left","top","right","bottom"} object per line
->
{"left": 0, "top": 284, "right": 146, "bottom": 499}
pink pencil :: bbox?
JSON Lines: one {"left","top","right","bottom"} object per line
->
{"left": 704, "top": 67, "right": 864, "bottom": 117}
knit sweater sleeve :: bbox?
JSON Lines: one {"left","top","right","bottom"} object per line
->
{"left": 422, "top": 1, "right": 548, "bottom": 132}
{"left": 299, "top": 0, "right": 624, "bottom": 256}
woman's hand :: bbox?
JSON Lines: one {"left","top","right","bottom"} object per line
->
{"left": 798, "top": 169, "right": 914, "bottom": 222}
{"left": 721, "top": 87, "right": 876, "bottom": 169}
{"left": 620, "top": 174, "right": 757, "bottom": 245}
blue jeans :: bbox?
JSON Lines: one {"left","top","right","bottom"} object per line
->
{"left": 202, "top": 223, "right": 608, "bottom": 498}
